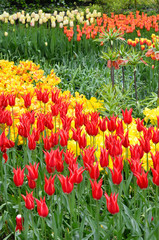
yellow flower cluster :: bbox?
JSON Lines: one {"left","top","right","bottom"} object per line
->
{"left": 143, "top": 107, "right": 159, "bottom": 125}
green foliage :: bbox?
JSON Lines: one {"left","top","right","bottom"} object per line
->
{"left": 97, "top": 82, "right": 135, "bottom": 117}
{"left": 98, "top": 82, "right": 158, "bottom": 118}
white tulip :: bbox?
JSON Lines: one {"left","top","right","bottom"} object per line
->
{"left": 39, "top": 18, "right": 43, "bottom": 24}
{"left": 70, "top": 20, "right": 74, "bottom": 27}
{"left": 27, "top": 16, "right": 31, "bottom": 22}
{"left": 51, "top": 21, "right": 56, "bottom": 28}
{"left": 39, "top": 10, "right": 43, "bottom": 15}
{"left": 59, "top": 22, "right": 63, "bottom": 28}
{"left": 4, "top": 32, "right": 8, "bottom": 37}
{"left": 86, "top": 8, "right": 89, "bottom": 14}
{"left": 31, "top": 12, "right": 35, "bottom": 18}
{"left": 54, "top": 11, "right": 57, "bottom": 16}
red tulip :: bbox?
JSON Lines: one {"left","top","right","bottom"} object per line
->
{"left": 28, "top": 134, "right": 36, "bottom": 150}
{"left": 85, "top": 121, "right": 98, "bottom": 136}
{"left": 64, "top": 149, "right": 76, "bottom": 165}
{"left": 71, "top": 127, "right": 82, "bottom": 141}
{"left": 17, "top": 118, "right": 30, "bottom": 138}
{"left": 22, "top": 93, "right": 32, "bottom": 108}
{"left": 152, "top": 128, "right": 159, "bottom": 144}
{"left": 56, "top": 158, "right": 64, "bottom": 173}
{"left": 151, "top": 168, "right": 159, "bottom": 186}
{"left": 43, "top": 136, "right": 51, "bottom": 151}
{"left": 51, "top": 103, "right": 59, "bottom": 116}
{"left": 121, "top": 108, "right": 133, "bottom": 125}
{"left": 21, "top": 191, "right": 34, "bottom": 210}
{"left": 128, "top": 158, "right": 142, "bottom": 174}
{"left": 13, "top": 167, "right": 25, "bottom": 187}
{"left": 90, "top": 178, "right": 103, "bottom": 200}
{"left": 0, "top": 131, "right": 6, "bottom": 147}
{"left": 113, "top": 155, "right": 123, "bottom": 171}
{"left": 75, "top": 102, "right": 83, "bottom": 116}
{"left": 143, "top": 127, "right": 153, "bottom": 140}
{"left": 78, "top": 133, "right": 87, "bottom": 149}
{"left": 134, "top": 169, "right": 148, "bottom": 189}
{"left": 100, "top": 147, "right": 109, "bottom": 168}
{"left": 26, "top": 175, "right": 36, "bottom": 189}
{"left": 61, "top": 115, "right": 73, "bottom": 131}
{"left": 130, "top": 144, "right": 144, "bottom": 160}
{"left": 49, "top": 132, "right": 59, "bottom": 147}
{"left": 99, "top": 118, "right": 107, "bottom": 132}
{"left": 44, "top": 149, "right": 56, "bottom": 171}
{"left": 86, "top": 162, "right": 100, "bottom": 180}
{"left": 109, "top": 167, "right": 123, "bottom": 185}
{"left": 59, "top": 102, "right": 70, "bottom": 118}
{"left": 44, "top": 113, "right": 54, "bottom": 130}
{"left": 59, "top": 129, "right": 69, "bottom": 147}
{"left": 8, "top": 94, "right": 16, "bottom": 106}
{"left": 35, "top": 88, "right": 43, "bottom": 101}
{"left": 72, "top": 167, "right": 85, "bottom": 184}
{"left": 0, "top": 93, "right": 8, "bottom": 109}
{"left": 82, "top": 146, "right": 96, "bottom": 168}
{"left": 35, "top": 197, "right": 49, "bottom": 217}
{"left": 37, "top": 114, "right": 45, "bottom": 132}
{"left": 51, "top": 88, "right": 61, "bottom": 104}
{"left": 32, "top": 128, "right": 40, "bottom": 142}
{"left": 3, "top": 110, "right": 12, "bottom": 126}
{"left": 108, "top": 138, "right": 122, "bottom": 158}
{"left": 116, "top": 119, "right": 124, "bottom": 136}
{"left": 75, "top": 113, "right": 84, "bottom": 128}
{"left": 106, "top": 114, "right": 117, "bottom": 132}
{"left": 42, "top": 90, "right": 49, "bottom": 104}
{"left": 135, "top": 118, "right": 144, "bottom": 132}
{"left": 15, "top": 214, "right": 23, "bottom": 232}
{"left": 26, "top": 162, "right": 39, "bottom": 181}
{"left": 104, "top": 192, "right": 119, "bottom": 214}
{"left": 44, "top": 175, "right": 56, "bottom": 195}
{"left": 119, "top": 131, "right": 130, "bottom": 148}
{"left": 139, "top": 136, "right": 151, "bottom": 153}
{"left": 151, "top": 151, "right": 159, "bottom": 171}
{"left": 25, "top": 110, "right": 35, "bottom": 125}
{"left": 58, "top": 174, "right": 74, "bottom": 194}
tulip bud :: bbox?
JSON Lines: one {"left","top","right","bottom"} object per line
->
{"left": 4, "top": 32, "right": 8, "bottom": 37}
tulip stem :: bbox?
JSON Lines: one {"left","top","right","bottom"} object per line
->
{"left": 18, "top": 187, "right": 22, "bottom": 215}
{"left": 93, "top": 136, "right": 95, "bottom": 147}
{"left": 4, "top": 162, "right": 9, "bottom": 213}
{"left": 147, "top": 153, "right": 149, "bottom": 206}
{"left": 90, "top": 136, "right": 92, "bottom": 147}
{"left": 24, "top": 208, "right": 29, "bottom": 240}
{"left": 42, "top": 218, "right": 46, "bottom": 239}
{"left": 68, "top": 193, "right": 73, "bottom": 238}
{"left": 146, "top": 153, "right": 149, "bottom": 171}
{"left": 144, "top": 189, "right": 147, "bottom": 240}
{"left": 113, "top": 214, "right": 116, "bottom": 238}
{"left": 155, "top": 144, "right": 157, "bottom": 153}
{"left": 23, "top": 137, "right": 27, "bottom": 167}
{"left": 30, "top": 211, "right": 35, "bottom": 240}
{"left": 77, "top": 185, "right": 80, "bottom": 228}
{"left": 95, "top": 200, "right": 100, "bottom": 240}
